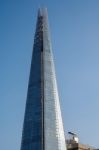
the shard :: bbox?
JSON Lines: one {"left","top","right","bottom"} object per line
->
{"left": 20, "top": 8, "right": 67, "bottom": 150}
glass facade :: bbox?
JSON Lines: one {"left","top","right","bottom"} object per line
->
{"left": 20, "top": 8, "right": 67, "bottom": 150}
{"left": 43, "top": 9, "right": 66, "bottom": 150}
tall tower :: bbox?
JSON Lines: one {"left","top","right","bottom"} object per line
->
{"left": 20, "top": 8, "right": 67, "bottom": 150}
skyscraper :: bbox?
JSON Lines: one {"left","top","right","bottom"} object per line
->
{"left": 20, "top": 8, "right": 67, "bottom": 150}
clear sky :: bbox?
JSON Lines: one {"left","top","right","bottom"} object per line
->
{"left": 0, "top": 0, "right": 99, "bottom": 149}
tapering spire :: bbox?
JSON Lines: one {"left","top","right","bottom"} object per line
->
{"left": 20, "top": 8, "right": 67, "bottom": 150}
{"left": 38, "top": 8, "right": 42, "bottom": 17}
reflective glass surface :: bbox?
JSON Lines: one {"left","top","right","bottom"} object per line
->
{"left": 43, "top": 9, "right": 66, "bottom": 150}
{"left": 20, "top": 8, "right": 67, "bottom": 150}
{"left": 20, "top": 14, "right": 43, "bottom": 150}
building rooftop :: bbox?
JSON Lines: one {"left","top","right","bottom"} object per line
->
{"left": 66, "top": 140, "right": 95, "bottom": 150}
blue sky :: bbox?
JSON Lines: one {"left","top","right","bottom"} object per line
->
{"left": 0, "top": 0, "right": 99, "bottom": 149}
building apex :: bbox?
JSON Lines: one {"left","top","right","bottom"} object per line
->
{"left": 38, "top": 8, "right": 42, "bottom": 17}
{"left": 38, "top": 7, "right": 48, "bottom": 17}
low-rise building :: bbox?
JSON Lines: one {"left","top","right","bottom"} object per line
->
{"left": 66, "top": 132, "right": 95, "bottom": 150}
{"left": 66, "top": 139, "right": 95, "bottom": 150}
